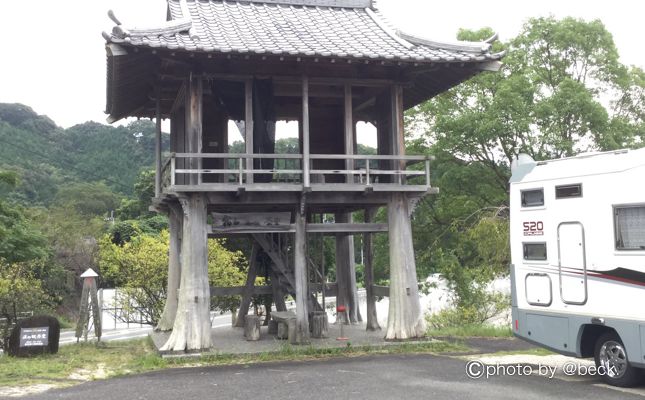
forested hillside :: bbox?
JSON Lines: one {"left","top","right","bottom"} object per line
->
{"left": 0, "top": 103, "right": 166, "bottom": 205}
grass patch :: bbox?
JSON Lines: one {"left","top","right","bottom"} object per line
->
{"left": 484, "top": 347, "right": 554, "bottom": 357}
{"left": 427, "top": 324, "right": 513, "bottom": 338}
{"left": 0, "top": 338, "right": 158, "bottom": 387}
{"left": 0, "top": 338, "right": 466, "bottom": 390}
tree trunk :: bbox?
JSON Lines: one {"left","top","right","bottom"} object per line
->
{"left": 160, "top": 194, "right": 212, "bottom": 351}
{"left": 364, "top": 207, "right": 381, "bottom": 331}
{"left": 156, "top": 203, "right": 182, "bottom": 331}
{"left": 385, "top": 193, "right": 426, "bottom": 340}
{"left": 293, "top": 205, "right": 310, "bottom": 344}
{"left": 334, "top": 213, "right": 362, "bottom": 324}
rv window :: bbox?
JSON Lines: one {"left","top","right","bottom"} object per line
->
{"left": 521, "top": 189, "right": 544, "bottom": 207}
{"left": 523, "top": 243, "right": 547, "bottom": 260}
{"left": 614, "top": 205, "right": 645, "bottom": 250}
{"left": 555, "top": 184, "right": 582, "bottom": 199}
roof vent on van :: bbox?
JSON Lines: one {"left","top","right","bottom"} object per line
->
{"left": 511, "top": 153, "right": 536, "bottom": 174}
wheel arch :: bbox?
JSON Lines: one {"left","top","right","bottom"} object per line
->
{"left": 579, "top": 324, "right": 619, "bottom": 358}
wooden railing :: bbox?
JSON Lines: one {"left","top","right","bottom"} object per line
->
{"left": 161, "top": 152, "right": 432, "bottom": 192}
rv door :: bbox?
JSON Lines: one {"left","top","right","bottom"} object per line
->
{"left": 558, "top": 222, "right": 587, "bottom": 305}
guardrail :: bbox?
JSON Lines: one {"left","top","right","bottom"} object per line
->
{"left": 162, "top": 152, "right": 432, "bottom": 191}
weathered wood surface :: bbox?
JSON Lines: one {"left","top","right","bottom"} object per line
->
{"left": 363, "top": 207, "right": 381, "bottom": 331}
{"left": 311, "top": 312, "right": 328, "bottom": 339}
{"left": 156, "top": 203, "right": 183, "bottom": 331}
{"left": 155, "top": 87, "right": 162, "bottom": 197}
{"left": 244, "top": 78, "right": 254, "bottom": 184}
{"left": 271, "top": 311, "right": 296, "bottom": 322}
{"left": 235, "top": 244, "right": 259, "bottom": 327}
{"left": 161, "top": 193, "right": 211, "bottom": 351}
{"left": 386, "top": 192, "right": 425, "bottom": 340}
{"left": 210, "top": 286, "right": 272, "bottom": 296}
{"left": 334, "top": 212, "right": 362, "bottom": 324}
{"left": 244, "top": 315, "right": 261, "bottom": 341}
{"left": 344, "top": 83, "right": 354, "bottom": 183}
{"left": 288, "top": 318, "right": 298, "bottom": 345}
{"left": 302, "top": 76, "right": 311, "bottom": 188}
{"left": 209, "top": 223, "right": 388, "bottom": 235}
{"left": 277, "top": 321, "right": 289, "bottom": 339}
{"left": 268, "top": 319, "right": 278, "bottom": 335}
{"left": 294, "top": 205, "right": 310, "bottom": 344}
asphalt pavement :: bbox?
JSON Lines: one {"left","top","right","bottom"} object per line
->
{"left": 18, "top": 353, "right": 645, "bottom": 400}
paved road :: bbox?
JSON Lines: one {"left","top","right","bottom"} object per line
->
{"left": 19, "top": 354, "right": 645, "bottom": 400}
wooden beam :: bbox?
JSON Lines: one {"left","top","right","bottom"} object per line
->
{"left": 245, "top": 79, "right": 254, "bottom": 184}
{"left": 210, "top": 286, "right": 273, "bottom": 296}
{"left": 372, "top": 285, "right": 390, "bottom": 297}
{"left": 208, "top": 222, "right": 388, "bottom": 235}
{"left": 302, "top": 76, "right": 310, "bottom": 188}
{"left": 235, "top": 244, "right": 259, "bottom": 327}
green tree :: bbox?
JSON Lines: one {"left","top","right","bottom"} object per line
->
{"left": 0, "top": 171, "right": 53, "bottom": 349}
{"left": 98, "top": 231, "right": 247, "bottom": 325}
{"left": 406, "top": 18, "right": 643, "bottom": 326}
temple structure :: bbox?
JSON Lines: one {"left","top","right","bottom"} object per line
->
{"left": 103, "top": 0, "right": 502, "bottom": 351}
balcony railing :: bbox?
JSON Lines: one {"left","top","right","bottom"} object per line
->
{"left": 161, "top": 153, "right": 432, "bottom": 193}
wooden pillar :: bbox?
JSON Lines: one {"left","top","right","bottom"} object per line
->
{"left": 302, "top": 76, "right": 310, "bottom": 188}
{"left": 293, "top": 202, "right": 310, "bottom": 343}
{"left": 335, "top": 212, "right": 362, "bottom": 324}
{"left": 270, "top": 267, "right": 287, "bottom": 312}
{"left": 245, "top": 79, "right": 254, "bottom": 184}
{"left": 161, "top": 194, "right": 212, "bottom": 351}
{"left": 344, "top": 83, "right": 354, "bottom": 183}
{"left": 156, "top": 203, "right": 183, "bottom": 331}
{"left": 385, "top": 192, "right": 425, "bottom": 340}
{"left": 391, "top": 85, "right": 405, "bottom": 183}
{"left": 155, "top": 86, "right": 162, "bottom": 197}
{"left": 185, "top": 73, "right": 203, "bottom": 186}
{"left": 363, "top": 207, "right": 381, "bottom": 331}
{"left": 235, "top": 244, "right": 259, "bottom": 327}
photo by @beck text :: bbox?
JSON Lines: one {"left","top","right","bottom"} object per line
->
{"left": 465, "top": 360, "right": 617, "bottom": 380}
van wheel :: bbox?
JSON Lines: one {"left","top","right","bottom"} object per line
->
{"left": 594, "top": 332, "right": 642, "bottom": 387}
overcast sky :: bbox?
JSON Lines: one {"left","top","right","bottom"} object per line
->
{"left": 0, "top": 0, "right": 642, "bottom": 129}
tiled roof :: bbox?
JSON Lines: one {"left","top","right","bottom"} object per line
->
{"left": 105, "top": 0, "right": 502, "bottom": 64}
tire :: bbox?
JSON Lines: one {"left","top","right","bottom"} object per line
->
{"left": 594, "top": 332, "right": 643, "bottom": 387}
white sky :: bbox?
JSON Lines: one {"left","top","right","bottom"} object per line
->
{"left": 0, "top": 0, "right": 642, "bottom": 130}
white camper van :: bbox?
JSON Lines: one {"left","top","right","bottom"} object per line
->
{"left": 509, "top": 148, "right": 645, "bottom": 387}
